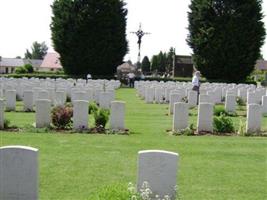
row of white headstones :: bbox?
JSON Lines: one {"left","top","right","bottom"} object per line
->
{"left": 0, "top": 78, "right": 126, "bottom": 131}
{"left": 0, "top": 146, "right": 179, "bottom": 200}
{"left": 135, "top": 81, "right": 267, "bottom": 133}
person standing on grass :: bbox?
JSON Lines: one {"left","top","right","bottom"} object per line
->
{"left": 128, "top": 72, "right": 135, "bottom": 88}
{"left": 192, "top": 71, "right": 201, "bottom": 103}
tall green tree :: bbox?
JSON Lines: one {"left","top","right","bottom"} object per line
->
{"left": 141, "top": 56, "right": 151, "bottom": 72}
{"left": 51, "top": 0, "right": 128, "bottom": 76}
{"left": 157, "top": 51, "right": 167, "bottom": 72}
{"left": 151, "top": 55, "right": 159, "bottom": 71}
{"left": 187, "top": 0, "right": 265, "bottom": 82}
{"left": 166, "top": 47, "right": 175, "bottom": 73}
{"left": 25, "top": 41, "right": 48, "bottom": 59}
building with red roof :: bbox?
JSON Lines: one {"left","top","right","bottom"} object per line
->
{"left": 39, "top": 52, "right": 63, "bottom": 72}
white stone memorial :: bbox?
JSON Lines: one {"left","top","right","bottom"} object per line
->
{"left": 35, "top": 99, "right": 51, "bottom": 128}
{"left": 173, "top": 102, "right": 188, "bottom": 132}
{"left": 137, "top": 150, "right": 179, "bottom": 200}
{"left": 246, "top": 104, "right": 262, "bottom": 133}
{"left": 23, "top": 90, "right": 34, "bottom": 111}
{"left": 169, "top": 93, "right": 183, "bottom": 115}
{"left": 110, "top": 101, "right": 125, "bottom": 130}
{"left": 197, "top": 103, "right": 213, "bottom": 133}
{"left": 0, "top": 146, "right": 38, "bottom": 200}
{"left": 225, "top": 95, "right": 236, "bottom": 113}
{"left": 262, "top": 96, "right": 267, "bottom": 115}
{"left": 0, "top": 99, "right": 4, "bottom": 129}
{"left": 73, "top": 100, "right": 89, "bottom": 130}
{"left": 188, "top": 90, "right": 198, "bottom": 108}
{"left": 5, "top": 90, "right": 16, "bottom": 111}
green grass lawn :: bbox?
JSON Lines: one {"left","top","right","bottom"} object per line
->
{"left": 1, "top": 88, "right": 267, "bottom": 200}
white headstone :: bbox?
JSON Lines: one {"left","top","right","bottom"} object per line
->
{"left": 35, "top": 99, "right": 51, "bottom": 128}
{"left": 225, "top": 95, "right": 236, "bottom": 113}
{"left": 199, "top": 94, "right": 211, "bottom": 104}
{"left": 37, "top": 90, "right": 49, "bottom": 100}
{"left": 23, "top": 90, "right": 34, "bottom": 111}
{"left": 246, "top": 104, "right": 262, "bottom": 133}
{"left": 0, "top": 99, "right": 4, "bottom": 129}
{"left": 173, "top": 102, "right": 189, "bottom": 132}
{"left": 110, "top": 101, "right": 125, "bottom": 130}
{"left": 73, "top": 100, "right": 89, "bottom": 130}
{"left": 5, "top": 90, "right": 16, "bottom": 111}
{"left": 262, "top": 96, "right": 267, "bottom": 115}
{"left": 137, "top": 150, "right": 179, "bottom": 200}
{"left": 169, "top": 93, "right": 183, "bottom": 115}
{"left": 55, "top": 91, "right": 66, "bottom": 107}
{"left": 99, "top": 92, "right": 111, "bottom": 109}
{"left": 197, "top": 103, "right": 213, "bottom": 133}
{"left": 188, "top": 90, "right": 198, "bottom": 108}
{"left": 0, "top": 146, "right": 38, "bottom": 200}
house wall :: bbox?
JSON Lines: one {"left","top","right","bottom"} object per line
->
{"left": 0, "top": 66, "right": 16, "bottom": 74}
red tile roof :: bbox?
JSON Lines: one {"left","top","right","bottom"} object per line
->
{"left": 40, "top": 52, "right": 62, "bottom": 69}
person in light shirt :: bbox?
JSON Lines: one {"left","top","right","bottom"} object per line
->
{"left": 192, "top": 71, "right": 201, "bottom": 103}
{"left": 127, "top": 72, "right": 135, "bottom": 88}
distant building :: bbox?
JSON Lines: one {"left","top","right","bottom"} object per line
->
{"left": 24, "top": 59, "right": 43, "bottom": 71}
{"left": 0, "top": 58, "right": 24, "bottom": 74}
{"left": 39, "top": 52, "right": 63, "bottom": 72}
{"left": 173, "top": 55, "right": 194, "bottom": 77}
{"left": 255, "top": 59, "right": 267, "bottom": 71}
{"left": 0, "top": 58, "right": 42, "bottom": 74}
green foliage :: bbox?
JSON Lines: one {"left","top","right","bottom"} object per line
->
{"left": 187, "top": 0, "right": 266, "bottom": 82}
{"left": 213, "top": 114, "right": 235, "bottom": 134}
{"left": 236, "top": 97, "right": 246, "bottom": 106}
{"left": 89, "top": 102, "right": 98, "bottom": 114}
{"left": 15, "top": 67, "right": 28, "bottom": 74}
{"left": 214, "top": 106, "right": 237, "bottom": 117}
{"left": 51, "top": 0, "right": 128, "bottom": 76}
{"left": 92, "top": 184, "right": 132, "bottom": 200}
{"left": 173, "top": 124, "right": 195, "bottom": 136}
{"left": 24, "top": 64, "right": 34, "bottom": 73}
{"left": 141, "top": 56, "right": 151, "bottom": 73}
{"left": 51, "top": 105, "right": 73, "bottom": 129}
{"left": 238, "top": 119, "right": 246, "bottom": 136}
{"left": 4, "top": 119, "right": 11, "bottom": 129}
{"left": 94, "top": 108, "right": 110, "bottom": 128}
{"left": 24, "top": 41, "right": 48, "bottom": 59}
{"left": 151, "top": 48, "right": 175, "bottom": 73}
{"left": 15, "top": 64, "right": 34, "bottom": 74}
{"left": 214, "top": 107, "right": 228, "bottom": 116}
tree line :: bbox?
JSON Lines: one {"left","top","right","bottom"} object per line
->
{"left": 141, "top": 47, "right": 175, "bottom": 74}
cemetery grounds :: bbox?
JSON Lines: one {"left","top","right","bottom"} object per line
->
{"left": 0, "top": 88, "right": 267, "bottom": 200}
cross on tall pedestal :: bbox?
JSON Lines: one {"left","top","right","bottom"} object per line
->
{"left": 131, "top": 23, "right": 151, "bottom": 65}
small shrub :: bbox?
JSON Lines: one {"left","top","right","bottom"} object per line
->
{"left": 173, "top": 124, "right": 195, "bottom": 136}
{"left": 214, "top": 107, "right": 228, "bottom": 116}
{"left": 213, "top": 114, "right": 235, "bottom": 134}
{"left": 89, "top": 102, "right": 98, "bottom": 114}
{"left": 238, "top": 120, "right": 246, "bottom": 136}
{"left": 214, "top": 106, "right": 237, "bottom": 117}
{"left": 66, "top": 95, "right": 71, "bottom": 102}
{"left": 92, "top": 183, "right": 132, "bottom": 200}
{"left": 51, "top": 105, "right": 73, "bottom": 129}
{"left": 4, "top": 119, "right": 11, "bottom": 129}
{"left": 236, "top": 97, "right": 246, "bottom": 106}
{"left": 15, "top": 67, "right": 27, "bottom": 74}
{"left": 94, "top": 108, "right": 110, "bottom": 128}
{"left": 24, "top": 64, "right": 34, "bottom": 73}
